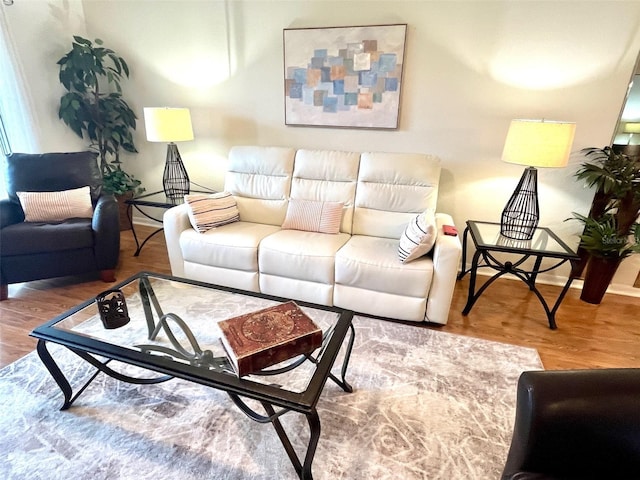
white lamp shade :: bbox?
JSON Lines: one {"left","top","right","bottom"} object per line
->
{"left": 143, "top": 107, "right": 194, "bottom": 143}
{"left": 502, "top": 119, "right": 576, "bottom": 168}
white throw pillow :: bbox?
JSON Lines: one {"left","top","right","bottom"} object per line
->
{"left": 185, "top": 192, "right": 240, "bottom": 233}
{"left": 17, "top": 186, "right": 93, "bottom": 222}
{"left": 281, "top": 199, "right": 344, "bottom": 234}
{"left": 398, "top": 208, "right": 437, "bottom": 263}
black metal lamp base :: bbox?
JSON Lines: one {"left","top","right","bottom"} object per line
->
{"left": 163, "top": 143, "right": 190, "bottom": 199}
{"left": 500, "top": 167, "right": 539, "bottom": 241}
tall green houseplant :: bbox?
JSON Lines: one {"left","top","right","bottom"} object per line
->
{"left": 57, "top": 36, "right": 142, "bottom": 196}
{"left": 571, "top": 147, "right": 640, "bottom": 303}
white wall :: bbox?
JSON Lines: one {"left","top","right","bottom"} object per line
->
{"left": 4, "top": 0, "right": 640, "bottom": 295}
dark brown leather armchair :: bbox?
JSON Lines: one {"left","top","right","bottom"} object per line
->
{"left": 502, "top": 369, "right": 640, "bottom": 480}
{"left": 0, "top": 152, "right": 120, "bottom": 300}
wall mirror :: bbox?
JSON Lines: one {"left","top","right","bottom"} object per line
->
{"left": 610, "top": 53, "right": 640, "bottom": 288}
{"left": 612, "top": 55, "right": 640, "bottom": 151}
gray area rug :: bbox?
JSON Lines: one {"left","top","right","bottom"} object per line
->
{"left": 0, "top": 317, "right": 542, "bottom": 479}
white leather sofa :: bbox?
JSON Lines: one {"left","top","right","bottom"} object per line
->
{"left": 163, "top": 146, "right": 461, "bottom": 324}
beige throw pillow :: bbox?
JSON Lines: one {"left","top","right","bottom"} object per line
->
{"left": 398, "top": 208, "right": 437, "bottom": 263}
{"left": 185, "top": 192, "right": 240, "bottom": 233}
{"left": 282, "top": 199, "right": 344, "bottom": 234}
{"left": 17, "top": 186, "right": 93, "bottom": 222}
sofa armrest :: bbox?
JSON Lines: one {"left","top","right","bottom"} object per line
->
{"left": 502, "top": 369, "right": 640, "bottom": 480}
{"left": 0, "top": 199, "right": 24, "bottom": 228}
{"left": 163, "top": 203, "right": 192, "bottom": 277}
{"left": 425, "top": 213, "right": 462, "bottom": 324}
{"left": 92, "top": 193, "right": 120, "bottom": 269}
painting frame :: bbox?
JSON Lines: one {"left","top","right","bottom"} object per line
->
{"left": 283, "top": 24, "right": 408, "bottom": 130}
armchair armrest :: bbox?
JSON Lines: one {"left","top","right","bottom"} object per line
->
{"left": 425, "top": 213, "right": 462, "bottom": 324}
{"left": 0, "top": 199, "right": 24, "bottom": 228}
{"left": 502, "top": 369, "right": 640, "bottom": 480}
{"left": 92, "top": 193, "right": 120, "bottom": 269}
{"left": 163, "top": 203, "right": 192, "bottom": 277}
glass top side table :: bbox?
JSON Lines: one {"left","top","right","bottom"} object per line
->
{"left": 457, "top": 220, "right": 580, "bottom": 329}
{"left": 125, "top": 189, "right": 215, "bottom": 256}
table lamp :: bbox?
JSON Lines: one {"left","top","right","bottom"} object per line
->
{"left": 500, "top": 119, "right": 576, "bottom": 240}
{"left": 143, "top": 107, "right": 194, "bottom": 199}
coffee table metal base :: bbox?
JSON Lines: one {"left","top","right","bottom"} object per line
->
{"left": 36, "top": 324, "right": 355, "bottom": 480}
{"left": 36, "top": 340, "right": 174, "bottom": 410}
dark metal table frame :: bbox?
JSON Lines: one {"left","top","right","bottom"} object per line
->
{"left": 457, "top": 220, "right": 580, "bottom": 330}
{"left": 125, "top": 189, "right": 214, "bottom": 256}
{"left": 31, "top": 272, "right": 355, "bottom": 480}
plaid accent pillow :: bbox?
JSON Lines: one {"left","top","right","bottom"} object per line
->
{"left": 398, "top": 208, "right": 436, "bottom": 263}
{"left": 185, "top": 192, "right": 240, "bottom": 233}
{"left": 281, "top": 199, "right": 344, "bottom": 234}
{"left": 16, "top": 186, "right": 93, "bottom": 222}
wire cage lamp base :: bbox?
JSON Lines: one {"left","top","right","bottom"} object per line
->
{"left": 163, "top": 142, "right": 190, "bottom": 199}
{"left": 500, "top": 166, "right": 539, "bottom": 240}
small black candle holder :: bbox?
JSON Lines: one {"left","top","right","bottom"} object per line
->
{"left": 96, "top": 289, "right": 130, "bottom": 329}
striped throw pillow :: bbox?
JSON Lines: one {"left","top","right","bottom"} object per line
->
{"left": 16, "top": 186, "right": 93, "bottom": 222}
{"left": 398, "top": 208, "right": 437, "bottom": 264}
{"left": 185, "top": 192, "right": 240, "bottom": 233}
{"left": 282, "top": 199, "right": 344, "bottom": 234}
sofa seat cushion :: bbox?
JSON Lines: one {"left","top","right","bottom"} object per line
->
{"left": 0, "top": 219, "right": 94, "bottom": 256}
{"left": 180, "top": 221, "right": 281, "bottom": 271}
{"left": 335, "top": 235, "right": 434, "bottom": 298}
{"left": 259, "top": 230, "right": 351, "bottom": 284}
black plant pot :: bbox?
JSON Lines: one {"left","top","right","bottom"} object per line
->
{"left": 580, "top": 256, "right": 622, "bottom": 305}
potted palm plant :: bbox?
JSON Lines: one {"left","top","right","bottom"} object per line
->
{"left": 57, "top": 36, "right": 144, "bottom": 228}
{"left": 570, "top": 147, "right": 640, "bottom": 303}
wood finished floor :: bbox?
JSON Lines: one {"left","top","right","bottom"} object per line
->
{"left": 1, "top": 224, "right": 639, "bottom": 370}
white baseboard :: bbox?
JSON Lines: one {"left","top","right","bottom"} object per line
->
{"left": 131, "top": 219, "right": 162, "bottom": 228}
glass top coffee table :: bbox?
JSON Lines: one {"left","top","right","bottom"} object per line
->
{"left": 31, "top": 271, "right": 355, "bottom": 480}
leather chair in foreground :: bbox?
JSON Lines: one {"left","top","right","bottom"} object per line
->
{"left": 0, "top": 151, "right": 120, "bottom": 300}
{"left": 502, "top": 369, "right": 640, "bottom": 480}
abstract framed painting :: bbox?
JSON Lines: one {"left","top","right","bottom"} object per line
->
{"left": 283, "top": 24, "right": 407, "bottom": 129}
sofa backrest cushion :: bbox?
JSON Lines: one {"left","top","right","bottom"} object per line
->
{"left": 353, "top": 152, "right": 441, "bottom": 239}
{"left": 290, "top": 149, "right": 360, "bottom": 234}
{"left": 224, "top": 146, "right": 295, "bottom": 226}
